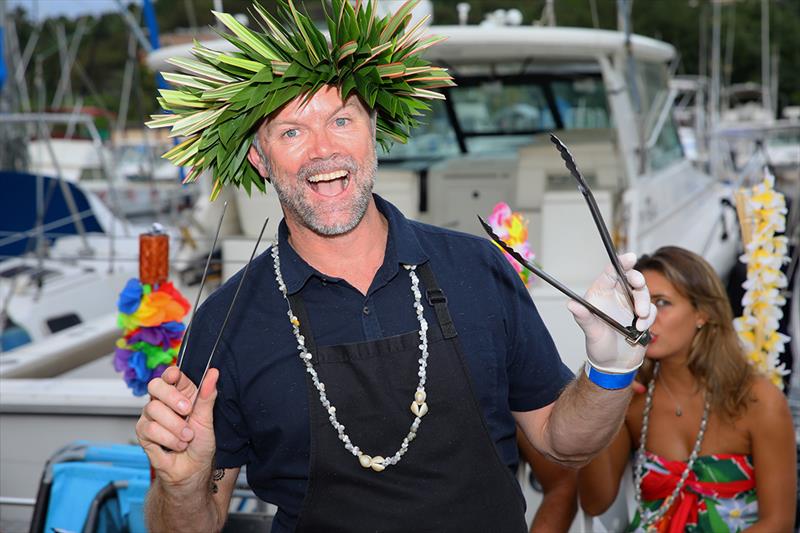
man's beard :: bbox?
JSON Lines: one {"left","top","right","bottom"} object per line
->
{"left": 267, "top": 148, "right": 378, "bottom": 236}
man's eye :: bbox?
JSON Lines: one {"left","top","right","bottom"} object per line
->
{"left": 283, "top": 129, "right": 298, "bottom": 138}
{"left": 334, "top": 117, "right": 349, "bottom": 127}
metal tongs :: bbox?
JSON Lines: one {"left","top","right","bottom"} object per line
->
{"left": 158, "top": 211, "right": 267, "bottom": 453}
{"left": 478, "top": 134, "right": 651, "bottom": 347}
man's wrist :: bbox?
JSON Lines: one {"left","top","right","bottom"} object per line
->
{"left": 583, "top": 361, "right": 638, "bottom": 390}
{"left": 147, "top": 476, "right": 220, "bottom": 533}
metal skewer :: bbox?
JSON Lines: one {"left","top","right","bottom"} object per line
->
{"left": 190, "top": 216, "right": 269, "bottom": 413}
{"left": 549, "top": 134, "right": 638, "bottom": 317}
{"left": 176, "top": 201, "right": 228, "bottom": 371}
{"left": 478, "top": 216, "right": 649, "bottom": 346}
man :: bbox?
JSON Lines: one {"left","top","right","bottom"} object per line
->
{"left": 138, "top": 2, "right": 656, "bottom": 531}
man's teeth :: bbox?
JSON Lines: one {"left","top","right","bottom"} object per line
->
{"left": 308, "top": 170, "right": 348, "bottom": 182}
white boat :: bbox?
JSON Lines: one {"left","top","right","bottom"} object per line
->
{"left": 26, "top": 132, "right": 197, "bottom": 218}
{"left": 148, "top": 21, "right": 741, "bottom": 371}
{"left": 0, "top": 165, "right": 208, "bottom": 350}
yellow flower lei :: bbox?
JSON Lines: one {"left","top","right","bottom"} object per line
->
{"left": 733, "top": 171, "right": 791, "bottom": 389}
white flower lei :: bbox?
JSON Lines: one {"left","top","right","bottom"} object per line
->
{"left": 733, "top": 170, "right": 791, "bottom": 388}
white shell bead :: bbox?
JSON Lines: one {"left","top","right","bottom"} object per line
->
{"left": 370, "top": 456, "right": 385, "bottom": 472}
{"left": 358, "top": 454, "right": 372, "bottom": 468}
{"left": 410, "top": 401, "right": 429, "bottom": 417}
{"left": 414, "top": 390, "right": 426, "bottom": 404}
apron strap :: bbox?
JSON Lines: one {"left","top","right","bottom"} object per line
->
{"left": 417, "top": 261, "right": 458, "bottom": 340}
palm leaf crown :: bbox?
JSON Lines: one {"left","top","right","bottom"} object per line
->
{"left": 146, "top": 0, "right": 454, "bottom": 200}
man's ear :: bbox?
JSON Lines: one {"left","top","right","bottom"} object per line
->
{"left": 247, "top": 143, "right": 269, "bottom": 179}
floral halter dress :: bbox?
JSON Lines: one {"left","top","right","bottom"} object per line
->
{"left": 629, "top": 451, "right": 758, "bottom": 532}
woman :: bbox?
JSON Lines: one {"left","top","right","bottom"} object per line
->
{"left": 517, "top": 427, "right": 578, "bottom": 532}
{"left": 578, "top": 246, "right": 796, "bottom": 532}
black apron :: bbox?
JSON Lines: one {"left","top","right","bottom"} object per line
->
{"left": 289, "top": 262, "right": 527, "bottom": 533}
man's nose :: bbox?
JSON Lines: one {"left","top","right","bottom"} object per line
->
{"left": 307, "top": 128, "right": 338, "bottom": 159}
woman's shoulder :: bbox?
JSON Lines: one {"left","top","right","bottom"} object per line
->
{"left": 748, "top": 374, "right": 788, "bottom": 403}
{"left": 743, "top": 374, "right": 792, "bottom": 427}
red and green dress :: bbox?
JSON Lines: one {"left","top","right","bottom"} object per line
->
{"left": 629, "top": 451, "right": 758, "bottom": 532}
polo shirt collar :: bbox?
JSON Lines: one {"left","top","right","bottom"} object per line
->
{"left": 276, "top": 194, "right": 428, "bottom": 295}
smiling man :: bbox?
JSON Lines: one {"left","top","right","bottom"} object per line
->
{"left": 137, "top": 2, "right": 656, "bottom": 532}
{"left": 250, "top": 87, "right": 379, "bottom": 238}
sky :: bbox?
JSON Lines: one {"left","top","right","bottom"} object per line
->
{"left": 6, "top": 0, "right": 141, "bottom": 21}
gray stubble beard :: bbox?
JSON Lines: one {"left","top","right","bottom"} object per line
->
{"left": 259, "top": 142, "right": 378, "bottom": 237}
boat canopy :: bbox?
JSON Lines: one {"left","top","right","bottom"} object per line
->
{"left": 146, "top": 25, "right": 674, "bottom": 73}
{"left": 0, "top": 172, "right": 105, "bottom": 259}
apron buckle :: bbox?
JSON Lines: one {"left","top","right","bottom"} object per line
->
{"left": 426, "top": 288, "right": 447, "bottom": 306}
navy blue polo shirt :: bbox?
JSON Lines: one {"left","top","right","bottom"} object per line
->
{"left": 184, "top": 194, "right": 573, "bottom": 531}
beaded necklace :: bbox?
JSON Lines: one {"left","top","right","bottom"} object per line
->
{"left": 271, "top": 242, "right": 430, "bottom": 472}
{"left": 634, "top": 361, "right": 710, "bottom": 531}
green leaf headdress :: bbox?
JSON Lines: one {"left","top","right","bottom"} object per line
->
{"left": 146, "top": 0, "right": 455, "bottom": 200}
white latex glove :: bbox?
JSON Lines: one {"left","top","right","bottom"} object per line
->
{"left": 567, "top": 253, "right": 657, "bottom": 373}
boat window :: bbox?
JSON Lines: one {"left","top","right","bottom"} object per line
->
{"left": 635, "top": 61, "right": 670, "bottom": 126}
{"left": 0, "top": 264, "right": 58, "bottom": 280}
{"left": 451, "top": 82, "right": 556, "bottom": 135}
{"left": 0, "top": 264, "right": 36, "bottom": 278}
{"left": 380, "top": 74, "right": 611, "bottom": 161}
{"left": 649, "top": 118, "right": 684, "bottom": 172}
{"left": 117, "top": 145, "right": 148, "bottom": 164}
{"left": 46, "top": 313, "right": 82, "bottom": 334}
{"left": 379, "top": 100, "right": 461, "bottom": 160}
{"left": 767, "top": 128, "right": 800, "bottom": 149}
{"left": 635, "top": 61, "right": 684, "bottom": 172}
{"left": 550, "top": 78, "right": 612, "bottom": 129}
{"left": 79, "top": 167, "right": 106, "bottom": 181}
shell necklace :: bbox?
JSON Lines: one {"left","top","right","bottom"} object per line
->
{"left": 634, "top": 362, "right": 710, "bottom": 531}
{"left": 271, "top": 242, "right": 430, "bottom": 473}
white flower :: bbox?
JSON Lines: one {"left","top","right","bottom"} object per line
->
{"left": 716, "top": 498, "right": 758, "bottom": 531}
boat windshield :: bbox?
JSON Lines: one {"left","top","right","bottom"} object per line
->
{"left": 636, "top": 61, "right": 684, "bottom": 173}
{"left": 381, "top": 74, "right": 611, "bottom": 162}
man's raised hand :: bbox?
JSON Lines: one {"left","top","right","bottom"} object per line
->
{"left": 136, "top": 366, "right": 219, "bottom": 488}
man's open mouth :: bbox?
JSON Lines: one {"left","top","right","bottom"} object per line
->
{"left": 307, "top": 169, "right": 350, "bottom": 197}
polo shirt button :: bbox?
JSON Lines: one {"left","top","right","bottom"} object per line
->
{"left": 363, "top": 306, "right": 370, "bottom": 315}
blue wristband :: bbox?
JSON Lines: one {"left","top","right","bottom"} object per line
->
{"left": 584, "top": 363, "right": 637, "bottom": 390}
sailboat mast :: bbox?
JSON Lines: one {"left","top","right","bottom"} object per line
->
{"left": 709, "top": 0, "right": 722, "bottom": 180}
{"left": 760, "top": 0, "right": 772, "bottom": 117}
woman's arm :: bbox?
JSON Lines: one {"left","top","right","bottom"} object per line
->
{"left": 517, "top": 428, "right": 578, "bottom": 532}
{"left": 577, "top": 419, "right": 634, "bottom": 516}
{"left": 744, "top": 377, "right": 797, "bottom": 533}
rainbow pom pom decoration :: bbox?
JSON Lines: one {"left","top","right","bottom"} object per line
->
{"left": 114, "top": 280, "right": 190, "bottom": 395}
{"left": 114, "top": 229, "right": 190, "bottom": 396}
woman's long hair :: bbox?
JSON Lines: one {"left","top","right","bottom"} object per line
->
{"left": 635, "top": 246, "right": 755, "bottom": 420}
